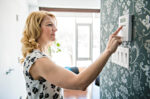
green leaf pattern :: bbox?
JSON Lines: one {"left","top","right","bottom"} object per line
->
{"left": 100, "top": 0, "right": 150, "bottom": 98}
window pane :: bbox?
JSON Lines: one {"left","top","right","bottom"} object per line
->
{"left": 77, "top": 24, "right": 91, "bottom": 59}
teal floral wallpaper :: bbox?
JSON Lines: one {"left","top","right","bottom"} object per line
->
{"left": 100, "top": 0, "right": 150, "bottom": 98}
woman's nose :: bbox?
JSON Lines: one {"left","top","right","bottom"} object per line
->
{"left": 53, "top": 26, "right": 58, "bottom": 32}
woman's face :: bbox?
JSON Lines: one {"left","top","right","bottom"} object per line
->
{"left": 39, "top": 15, "right": 57, "bottom": 44}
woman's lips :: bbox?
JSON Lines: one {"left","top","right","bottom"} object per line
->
{"left": 51, "top": 34, "right": 55, "bottom": 36}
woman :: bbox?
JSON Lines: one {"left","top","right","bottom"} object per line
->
{"left": 21, "top": 11, "right": 122, "bottom": 99}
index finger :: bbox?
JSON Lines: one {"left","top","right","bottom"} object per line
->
{"left": 112, "top": 26, "right": 123, "bottom": 35}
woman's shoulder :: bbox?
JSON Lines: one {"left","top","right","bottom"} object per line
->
{"left": 29, "top": 49, "right": 46, "bottom": 57}
{"left": 24, "top": 49, "right": 47, "bottom": 63}
{"left": 23, "top": 49, "right": 48, "bottom": 68}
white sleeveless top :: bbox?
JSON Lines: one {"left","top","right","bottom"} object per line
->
{"left": 23, "top": 49, "right": 63, "bottom": 99}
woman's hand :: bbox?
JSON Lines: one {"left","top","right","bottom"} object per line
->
{"left": 105, "top": 26, "right": 123, "bottom": 54}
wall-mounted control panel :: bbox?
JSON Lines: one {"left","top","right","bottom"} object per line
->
{"left": 111, "top": 46, "right": 129, "bottom": 69}
{"left": 118, "top": 14, "right": 132, "bottom": 41}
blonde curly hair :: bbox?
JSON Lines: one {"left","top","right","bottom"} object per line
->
{"left": 20, "top": 11, "right": 56, "bottom": 63}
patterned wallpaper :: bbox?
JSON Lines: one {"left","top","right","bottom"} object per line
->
{"left": 100, "top": 0, "right": 150, "bottom": 99}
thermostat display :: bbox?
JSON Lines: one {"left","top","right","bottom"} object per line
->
{"left": 118, "top": 15, "right": 132, "bottom": 41}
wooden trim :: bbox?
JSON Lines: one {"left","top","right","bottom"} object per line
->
{"left": 39, "top": 7, "right": 100, "bottom": 13}
{"left": 64, "top": 89, "right": 87, "bottom": 98}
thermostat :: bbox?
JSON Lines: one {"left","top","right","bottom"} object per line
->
{"left": 118, "top": 15, "right": 132, "bottom": 41}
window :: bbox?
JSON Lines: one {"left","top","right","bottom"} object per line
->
{"left": 76, "top": 24, "right": 92, "bottom": 60}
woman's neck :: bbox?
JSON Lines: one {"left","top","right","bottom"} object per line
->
{"left": 37, "top": 40, "right": 47, "bottom": 52}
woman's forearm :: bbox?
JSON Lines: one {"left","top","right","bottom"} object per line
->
{"left": 74, "top": 27, "right": 122, "bottom": 90}
{"left": 76, "top": 50, "right": 112, "bottom": 90}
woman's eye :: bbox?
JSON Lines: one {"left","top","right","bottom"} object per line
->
{"left": 47, "top": 24, "right": 53, "bottom": 26}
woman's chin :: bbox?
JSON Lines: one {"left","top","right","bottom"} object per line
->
{"left": 51, "top": 38, "right": 55, "bottom": 42}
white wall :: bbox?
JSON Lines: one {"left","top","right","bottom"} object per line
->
{"left": 0, "top": 0, "right": 31, "bottom": 98}
{"left": 38, "top": 0, "right": 100, "bottom": 9}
